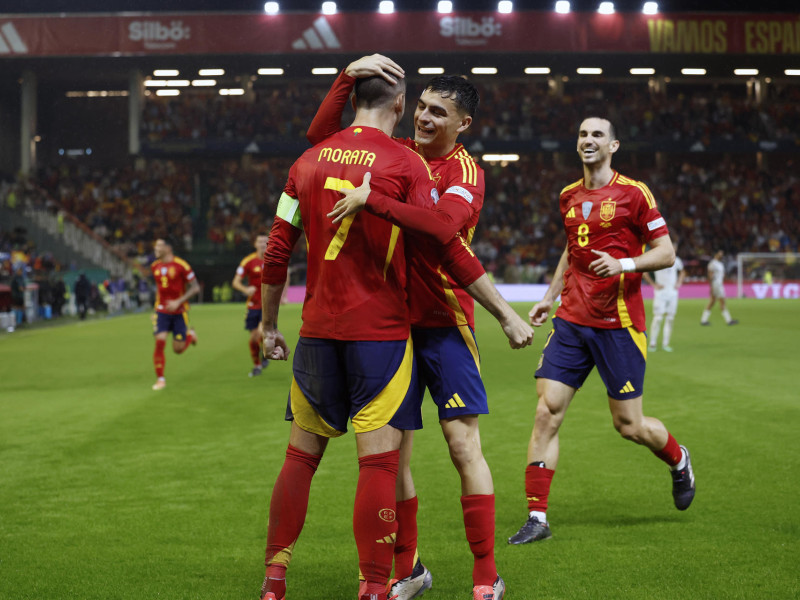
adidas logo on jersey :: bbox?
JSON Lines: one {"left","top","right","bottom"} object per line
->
{"left": 292, "top": 16, "right": 341, "bottom": 50}
{"left": 566, "top": 207, "right": 576, "bottom": 219}
{"left": 0, "top": 22, "right": 28, "bottom": 55}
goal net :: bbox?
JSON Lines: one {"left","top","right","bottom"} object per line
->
{"left": 736, "top": 253, "right": 800, "bottom": 299}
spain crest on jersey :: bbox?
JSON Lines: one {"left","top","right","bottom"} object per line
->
{"left": 600, "top": 199, "right": 616, "bottom": 221}
{"left": 168, "top": 266, "right": 176, "bottom": 278}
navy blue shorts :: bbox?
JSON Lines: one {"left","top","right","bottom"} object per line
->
{"left": 413, "top": 326, "right": 488, "bottom": 420}
{"left": 287, "top": 336, "right": 422, "bottom": 436}
{"left": 535, "top": 317, "right": 647, "bottom": 400}
{"left": 245, "top": 308, "right": 262, "bottom": 331}
{"left": 153, "top": 312, "right": 189, "bottom": 342}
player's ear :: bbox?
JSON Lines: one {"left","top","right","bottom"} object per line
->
{"left": 609, "top": 138, "right": 620, "bottom": 154}
{"left": 456, "top": 114, "right": 473, "bottom": 134}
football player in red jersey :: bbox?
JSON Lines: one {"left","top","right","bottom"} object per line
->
{"left": 506, "top": 117, "right": 696, "bottom": 546}
{"left": 150, "top": 237, "right": 200, "bottom": 391}
{"left": 308, "top": 54, "right": 532, "bottom": 600}
{"left": 232, "top": 234, "right": 269, "bottom": 377}
{"left": 257, "top": 72, "right": 492, "bottom": 600}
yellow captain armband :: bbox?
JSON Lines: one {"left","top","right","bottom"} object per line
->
{"left": 276, "top": 192, "right": 303, "bottom": 229}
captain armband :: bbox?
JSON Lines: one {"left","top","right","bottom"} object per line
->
{"left": 276, "top": 192, "right": 303, "bottom": 229}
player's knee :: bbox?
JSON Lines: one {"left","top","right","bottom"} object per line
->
{"left": 447, "top": 435, "right": 482, "bottom": 468}
{"left": 615, "top": 420, "right": 644, "bottom": 443}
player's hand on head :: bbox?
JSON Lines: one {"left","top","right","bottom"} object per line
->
{"left": 345, "top": 54, "right": 405, "bottom": 84}
{"left": 327, "top": 172, "right": 372, "bottom": 224}
{"left": 589, "top": 249, "right": 623, "bottom": 278}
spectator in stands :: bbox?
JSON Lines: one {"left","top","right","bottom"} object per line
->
{"left": 74, "top": 272, "right": 91, "bottom": 320}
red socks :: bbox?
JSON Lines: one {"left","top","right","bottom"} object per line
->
{"left": 249, "top": 338, "right": 261, "bottom": 366}
{"left": 461, "top": 494, "right": 497, "bottom": 587}
{"left": 264, "top": 445, "right": 322, "bottom": 574}
{"left": 525, "top": 464, "right": 555, "bottom": 513}
{"left": 653, "top": 433, "right": 682, "bottom": 466}
{"left": 354, "top": 450, "right": 399, "bottom": 590}
{"left": 393, "top": 496, "right": 419, "bottom": 580}
{"left": 153, "top": 339, "right": 166, "bottom": 377}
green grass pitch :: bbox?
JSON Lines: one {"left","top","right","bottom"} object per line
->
{"left": 1, "top": 299, "right": 798, "bottom": 599}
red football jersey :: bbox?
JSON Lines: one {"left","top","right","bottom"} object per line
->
{"left": 151, "top": 256, "right": 196, "bottom": 314}
{"left": 398, "top": 140, "right": 484, "bottom": 329}
{"left": 263, "top": 126, "right": 437, "bottom": 341}
{"left": 555, "top": 171, "right": 670, "bottom": 331}
{"left": 236, "top": 252, "right": 263, "bottom": 310}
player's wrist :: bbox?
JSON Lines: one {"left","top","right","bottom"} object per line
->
{"left": 618, "top": 257, "right": 636, "bottom": 273}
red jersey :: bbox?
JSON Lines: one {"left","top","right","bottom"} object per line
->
{"left": 555, "top": 171, "right": 669, "bottom": 331}
{"left": 262, "top": 125, "right": 437, "bottom": 341}
{"left": 306, "top": 71, "right": 485, "bottom": 329}
{"left": 151, "top": 256, "right": 196, "bottom": 314}
{"left": 236, "top": 252, "right": 263, "bottom": 310}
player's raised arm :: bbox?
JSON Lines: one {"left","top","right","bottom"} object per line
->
{"left": 307, "top": 55, "right": 404, "bottom": 145}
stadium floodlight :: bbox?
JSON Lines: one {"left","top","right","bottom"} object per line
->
{"left": 482, "top": 154, "right": 520, "bottom": 162}
{"left": 577, "top": 67, "right": 603, "bottom": 75}
{"left": 555, "top": 1, "right": 570, "bottom": 14}
{"left": 734, "top": 68, "right": 759, "bottom": 76}
{"left": 191, "top": 80, "right": 217, "bottom": 86}
{"left": 598, "top": 2, "right": 614, "bottom": 14}
{"left": 156, "top": 89, "right": 180, "bottom": 96}
{"left": 438, "top": 1, "right": 453, "bottom": 14}
{"left": 311, "top": 67, "right": 338, "bottom": 75}
{"left": 525, "top": 67, "right": 551, "bottom": 74}
{"left": 144, "top": 80, "right": 168, "bottom": 87}
{"left": 785, "top": 69, "right": 800, "bottom": 76}
{"left": 642, "top": 2, "right": 658, "bottom": 14}
{"left": 258, "top": 68, "right": 285, "bottom": 75}
{"left": 681, "top": 68, "right": 706, "bottom": 75}
{"left": 418, "top": 67, "right": 445, "bottom": 74}
{"left": 264, "top": 1, "right": 279, "bottom": 14}
{"left": 153, "top": 69, "right": 179, "bottom": 77}
{"left": 471, "top": 67, "right": 498, "bottom": 75}
{"left": 379, "top": 1, "right": 394, "bottom": 13}
{"left": 498, "top": 1, "right": 513, "bottom": 13}
{"left": 630, "top": 67, "right": 655, "bottom": 75}
{"left": 322, "top": 1, "right": 336, "bottom": 14}
{"left": 219, "top": 88, "right": 245, "bottom": 95}
{"left": 166, "top": 80, "right": 191, "bottom": 87}
{"left": 198, "top": 69, "right": 224, "bottom": 76}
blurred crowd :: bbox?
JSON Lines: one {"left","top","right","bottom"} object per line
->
{"left": 140, "top": 80, "right": 800, "bottom": 147}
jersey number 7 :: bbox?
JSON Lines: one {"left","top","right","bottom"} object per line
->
{"left": 324, "top": 177, "right": 357, "bottom": 261}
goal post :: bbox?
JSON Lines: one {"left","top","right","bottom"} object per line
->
{"left": 736, "top": 252, "right": 800, "bottom": 299}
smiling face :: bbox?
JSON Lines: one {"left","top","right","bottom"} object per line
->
{"left": 577, "top": 117, "right": 619, "bottom": 167}
{"left": 413, "top": 88, "right": 472, "bottom": 158}
{"left": 153, "top": 239, "right": 170, "bottom": 260}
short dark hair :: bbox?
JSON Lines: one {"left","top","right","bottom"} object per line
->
{"left": 354, "top": 75, "right": 406, "bottom": 109}
{"left": 158, "top": 236, "right": 176, "bottom": 249}
{"left": 583, "top": 116, "right": 617, "bottom": 141}
{"left": 424, "top": 75, "right": 480, "bottom": 117}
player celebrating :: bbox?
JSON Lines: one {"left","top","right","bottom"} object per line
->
{"left": 258, "top": 72, "right": 487, "bottom": 600}
{"left": 643, "top": 247, "right": 685, "bottom": 352}
{"left": 150, "top": 237, "right": 200, "bottom": 391}
{"left": 308, "top": 54, "right": 530, "bottom": 600}
{"left": 232, "top": 233, "right": 269, "bottom": 376}
{"left": 507, "top": 117, "right": 696, "bottom": 546}
{"left": 701, "top": 249, "right": 738, "bottom": 326}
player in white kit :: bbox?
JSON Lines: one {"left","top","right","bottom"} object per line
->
{"left": 701, "top": 250, "right": 738, "bottom": 326}
{"left": 644, "top": 254, "right": 685, "bottom": 352}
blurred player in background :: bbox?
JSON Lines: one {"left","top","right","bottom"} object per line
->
{"left": 232, "top": 233, "right": 269, "bottom": 377}
{"left": 150, "top": 237, "right": 200, "bottom": 391}
{"left": 643, "top": 246, "right": 685, "bottom": 352}
{"left": 701, "top": 250, "right": 738, "bottom": 326}
{"left": 258, "top": 71, "right": 485, "bottom": 600}
{"left": 508, "top": 117, "right": 695, "bottom": 546}
{"left": 310, "top": 54, "right": 532, "bottom": 600}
